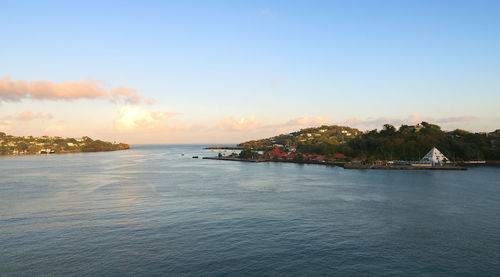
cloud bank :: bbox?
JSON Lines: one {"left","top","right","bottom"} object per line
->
{"left": 216, "top": 115, "right": 331, "bottom": 133}
{"left": 217, "top": 115, "right": 265, "bottom": 132}
{"left": 345, "top": 114, "right": 477, "bottom": 130}
{"left": 0, "top": 76, "right": 151, "bottom": 104}
{"left": 16, "top": 110, "right": 53, "bottom": 121}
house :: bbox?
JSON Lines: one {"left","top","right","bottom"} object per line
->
{"left": 266, "top": 147, "right": 294, "bottom": 159}
{"left": 351, "top": 158, "right": 362, "bottom": 165}
{"left": 302, "top": 153, "right": 326, "bottom": 161}
{"left": 374, "top": 159, "right": 384, "bottom": 166}
{"left": 341, "top": 130, "right": 352, "bottom": 136}
{"left": 333, "top": 153, "right": 347, "bottom": 160}
{"left": 314, "top": 155, "right": 326, "bottom": 161}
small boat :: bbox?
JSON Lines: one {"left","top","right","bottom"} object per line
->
{"left": 192, "top": 156, "right": 198, "bottom": 158}
{"left": 181, "top": 154, "right": 184, "bottom": 156}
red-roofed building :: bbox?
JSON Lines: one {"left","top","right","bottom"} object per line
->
{"left": 351, "top": 158, "right": 362, "bottom": 164}
{"left": 266, "top": 147, "right": 294, "bottom": 159}
{"left": 333, "top": 153, "right": 347, "bottom": 159}
{"left": 302, "top": 153, "right": 327, "bottom": 161}
{"left": 315, "top": 155, "right": 326, "bottom": 161}
{"left": 303, "top": 153, "right": 315, "bottom": 160}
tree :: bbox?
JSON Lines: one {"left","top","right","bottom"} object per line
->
{"left": 239, "top": 149, "right": 260, "bottom": 159}
{"left": 16, "top": 143, "right": 28, "bottom": 151}
{"left": 381, "top": 124, "right": 396, "bottom": 135}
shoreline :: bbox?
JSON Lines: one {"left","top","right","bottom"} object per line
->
{"left": 204, "top": 146, "right": 244, "bottom": 150}
{"left": 203, "top": 156, "right": 345, "bottom": 166}
{"left": 203, "top": 156, "right": 469, "bottom": 170}
{"left": 0, "top": 147, "right": 130, "bottom": 156}
{"left": 343, "top": 164, "right": 467, "bottom": 170}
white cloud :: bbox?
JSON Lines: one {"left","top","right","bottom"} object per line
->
{"left": 217, "top": 115, "right": 265, "bottom": 132}
{"left": 0, "top": 76, "right": 152, "bottom": 104}
{"left": 16, "top": 110, "right": 53, "bottom": 121}
{"left": 113, "top": 107, "right": 176, "bottom": 132}
{"left": 216, "top": 115, "right": 332, "bottom": 133}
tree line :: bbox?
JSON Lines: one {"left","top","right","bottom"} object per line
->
{"left": 298, "top": 122, "right": 500, "bottom": 161}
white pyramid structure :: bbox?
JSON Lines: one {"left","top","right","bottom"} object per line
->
{"left": 420, "top": 147, "right": 449, "bottom": 166}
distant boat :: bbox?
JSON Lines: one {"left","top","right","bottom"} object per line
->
{"left": 192, "top": 156, "right": 199, "bottom": 158}
{"left": 181, "top": 154, "right": 184, "bottom": 156}
{"left": 464, "top": 160, "right": 486, "bottom": 164}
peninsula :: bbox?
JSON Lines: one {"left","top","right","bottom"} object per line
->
{"left": 0, "top": 132, "right": 129, "bottom": 155}
{"left": 204, "top": 122, "right": 500, "bottom": 169}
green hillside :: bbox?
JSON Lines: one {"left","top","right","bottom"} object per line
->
{"left": 238, "top": 125, "right": 361, "bottom": 151}
{"left": 238, "top": 122, "right": 500, "bottom": 162}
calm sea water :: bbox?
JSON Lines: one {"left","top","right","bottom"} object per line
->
{"left": 1, "top": 145, "right": 499, "bottom": 276}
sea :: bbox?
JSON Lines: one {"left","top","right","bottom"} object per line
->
{"left": 1, "top": 145, "right": 499, "bottom": 276}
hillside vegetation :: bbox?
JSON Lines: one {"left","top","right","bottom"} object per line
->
{"left": 239, "top": 122, "right": 500, "bottom": 161}
{"left": 0, "top": 132, "right": 129, "bottom": 155}
{"left": 239, "top": 125, "right": 361, "bottom": 151}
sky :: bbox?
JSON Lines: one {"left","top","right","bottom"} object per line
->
{"left": 1, "top": 0, "right": 499, "bottom": 143}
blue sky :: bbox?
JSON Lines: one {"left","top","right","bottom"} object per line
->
{"left": 1, "top": 0, "right": 499, "bottom": 143}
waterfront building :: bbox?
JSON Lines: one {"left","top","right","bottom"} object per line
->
{"left": 333, "top": 153, "right": 347, "bottom": 160}
{"left": 420, "top": 147, "right": 449, "bottom": 166}
{"left": 266, "top": 147, "right": 294, "bottom": 159}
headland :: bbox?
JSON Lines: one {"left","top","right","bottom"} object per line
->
{"left": 0, "top": 132, "right": 129, "bottom": 156}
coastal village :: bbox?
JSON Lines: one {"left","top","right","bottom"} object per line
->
{"left": 206, "top": 145, "right": 466, "bottom": 170}
{"left": 205, "top": 122, "right": 500, "bottom": 170}
{"left": 0, "top": 132, "right": 129, "bottom": 155}
{"left": 3, "top": 122, "right": 497, "bottom": 170}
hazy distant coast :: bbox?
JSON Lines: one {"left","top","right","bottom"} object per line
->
{"left": 0, "top": 132, "right": 129, "bottom": 156}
